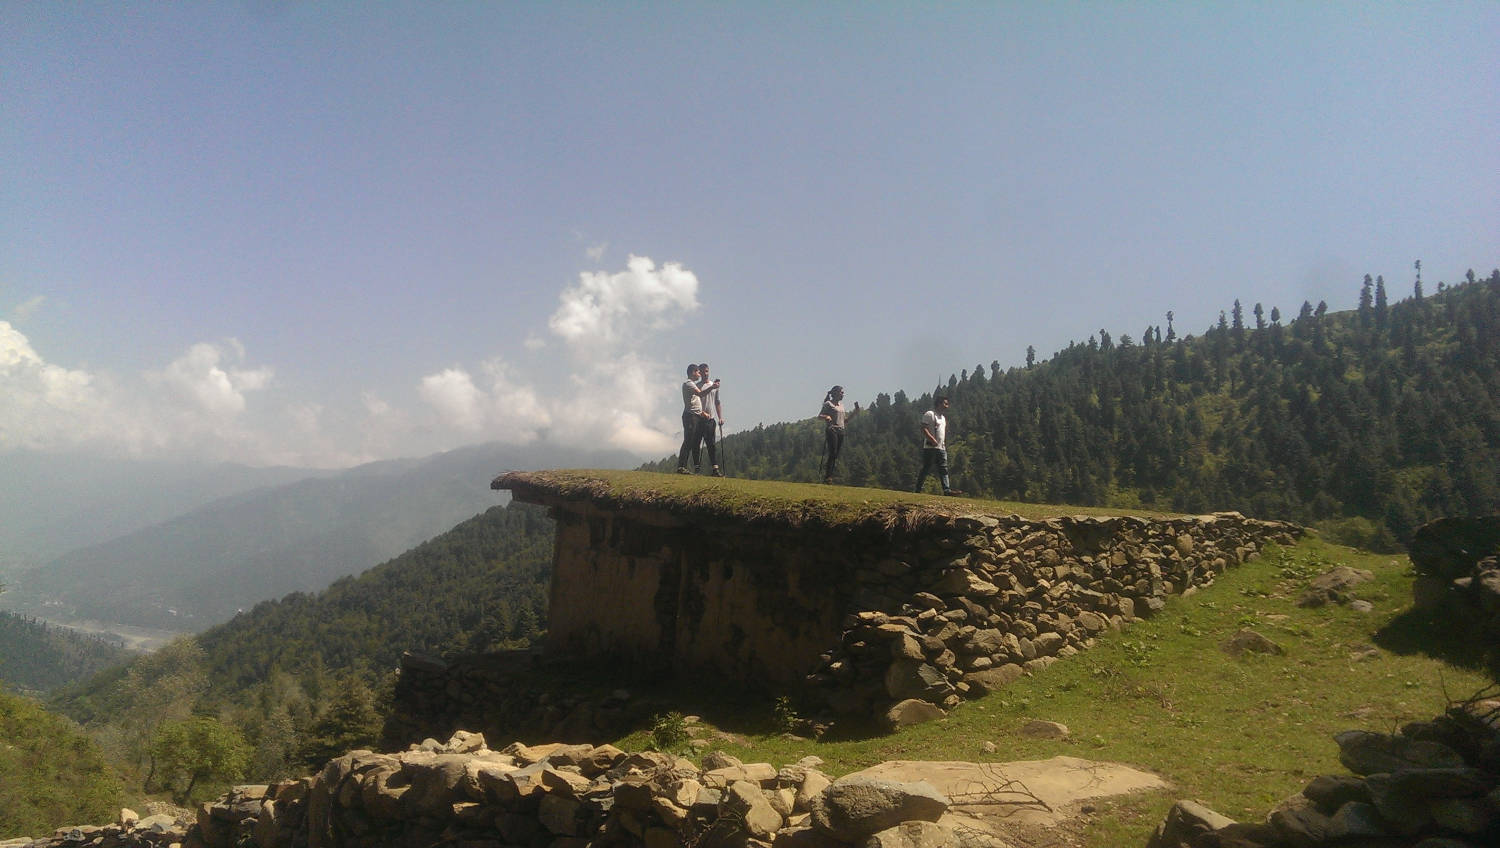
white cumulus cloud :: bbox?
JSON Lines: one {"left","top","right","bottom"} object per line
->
{"left": 548, "top": 254, "right": 700, "bottom": 348}
{"left": 152, "top": 341, "right": 273, "bottom": 416}
{"left": 417, "top": 359, "right": 551, "bottom": 442}
{"left": 0, "top": 322, "right": 300, "bottom": 462}
{"left": 412, "top": 254, "right": 702, "bottom": 457}
{"left": 419, "top": 368, "right": 485, "bottom": 432}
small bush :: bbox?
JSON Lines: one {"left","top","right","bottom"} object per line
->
{"left": 1314, "top": 517, "right": 1401, "bottom": 553}
{"left": 647, "top": 711, "right": 690, "bottom": 753}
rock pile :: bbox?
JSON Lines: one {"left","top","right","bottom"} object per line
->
{"left": 180, "top": 733, "right": 954, "bottom": 848}
{"left": 0, "top": 811, "right": 191, "bottom": 848}
{"left": 1147, "top": 695, "right": 1500, "bottom": 847}
{"left": 807, "top": 512, "right": 1301, "bottom": 720}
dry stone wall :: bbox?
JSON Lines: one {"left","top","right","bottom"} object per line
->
{"left": 809, "top": 511, "right": 1301, "bottom": 719}
{"left": 200, "top": 736, "right": 948, "bottom": 848}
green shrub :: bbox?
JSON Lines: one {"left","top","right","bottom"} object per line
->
{"left": 1314, "top": 516, "right": 1401, "bottom": 553}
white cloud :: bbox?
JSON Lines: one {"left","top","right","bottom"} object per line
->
{"left": 0, "top": 322, "right": 296, "bottom": 461}
{"left": 11, "top": 295, "right": 46, "bottom": 322}
{"left": 405, "top": 254, "right": 702, "bottom": 457}
{"left": 151, "top": 341, "right": 273, "bottom": 416}
{"left": 419, "top": 368, "right": 485, "bottom": 432}
{"left": 548, "top": 254, "right": 700, "bottom": 347}
{"left": 585, "top": 242, "right": 608, "bottom": 262}
{"left": 416, "top": 359, "right": 551, "bottom": 442}
{"left": 0, "top": 321, "right": 44, "bottom": 369}
{"left": 362, "top": 391, "right": 392, "bottom": 418}
{"left": 2, "top": 254, "right": 704, "bottom": 467}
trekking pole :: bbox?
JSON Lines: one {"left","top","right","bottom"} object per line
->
{"left": 718, "top": 421, "right": 727, "bottom": 475}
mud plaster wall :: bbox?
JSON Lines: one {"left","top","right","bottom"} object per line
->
{"left": 545, "top": 503, "right": 861, "bottom": 688}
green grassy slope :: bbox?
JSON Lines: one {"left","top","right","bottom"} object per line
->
{"left": 610, "top": 535, "right": 1493, "bottom": 847}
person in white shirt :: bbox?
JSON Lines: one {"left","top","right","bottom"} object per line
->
{"left": 915, "top": 395, "right": 958, "bottom": 495}
{"left": 693, "top": 362, "right": 724, "bottom": 476}
{"left": 676, "top": 364, "right": 720, "bottom": 474}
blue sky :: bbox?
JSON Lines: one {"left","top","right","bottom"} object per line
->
{"left": 3, "top": 2, "right": 1496, "bottom": 467}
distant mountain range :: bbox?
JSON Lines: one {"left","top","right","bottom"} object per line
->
{"left": 0, "top": 441, "right": 634, "bottom": 633}
{"left": 0, "top": 454, "right": 328, "bottom": 569}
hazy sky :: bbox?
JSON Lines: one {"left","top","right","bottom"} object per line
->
{"left": 3, "top": 2, "right": 1496, "bottom": 468}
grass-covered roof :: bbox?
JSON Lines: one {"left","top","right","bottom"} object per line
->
{"left": 493, "top": 469, "right": 1179, "bottom": 532}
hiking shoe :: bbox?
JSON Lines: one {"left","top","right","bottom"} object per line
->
{"left": 823, "top": 476, "right": 833, "bottom": 484}
{"left": 711, "top": 466, "right": 724, "bottom": 477}
{"left": 676, "top": 467, "right": 691, "bottom": 475}
{"left": 943, "top": 489, "right": 964, "bottom": 496}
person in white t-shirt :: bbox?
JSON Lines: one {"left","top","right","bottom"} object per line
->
{"left": 915, "top": 395, "right": 959, "bottom": 495}
{"left": 692, "top": 362, "right": 724, "bottom": 476}
{"left": 676, "top": 364, "right": 720, "bottom": 473}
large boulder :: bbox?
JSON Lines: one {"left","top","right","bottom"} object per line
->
{"left": 1334, "top": 730, "right": 1466, "bottom": 775}
{"left": 884, "top": 660, "right": 954, "bottom": 702}
{"left": 807, "top": 777, "right": 949, "bottom": 842}
{"left": 862, "top": 820, "right": 954, "bottom": 848}
{"left": 1409, "top": 517, "right": 1500, "bottom": 580}
{"left": 1144, "top": 799, "right": 1236, "bottom": 848}
{"left": 1297, "top": 565, "right": 1375, "bottom": 608}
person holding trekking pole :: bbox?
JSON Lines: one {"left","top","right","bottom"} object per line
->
{"left": 695, "top": 363, "right": 725, "bottom": 477}
{"left": 676, "top": 364, "right": 721, "bottom": 474}
{"left": 817, "top": 385, "right": 859, "bottom": 484}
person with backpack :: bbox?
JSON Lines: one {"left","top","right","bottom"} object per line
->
{"left": 817, "top": 385, "right": 859, "bottom": 484}
{"left": 914, "top": 394, "right": 960, "bottom": 495}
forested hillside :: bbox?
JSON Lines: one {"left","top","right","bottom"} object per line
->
{"left": 196, "top": 500, "right": 553, "bottom": 695}
{"left": 0, "top": 690, "right": 121, "bottom": 838}
{"left": 656, "top": 269, "right": 1500, "bottom": 547}
{"left": 0, "top": 611, "right": 133, "bottom": 694}
{"left": 50, "top": 501, "right": 553, "bottom": 789}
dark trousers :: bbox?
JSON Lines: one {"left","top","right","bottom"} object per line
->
{"left": 678, "top": 413, "right": 717, "bottom": 470}
{"left": 915, "top": 447, "right": 950, "bottom": 493}
{"left": 823, "top": 427, "right": 844, "bottom": 480}
{"left": 677, "top": 412, "right": 699, "bottom": 469}
{"left": 694, "top": 416, "right": 718, "bottom": 469}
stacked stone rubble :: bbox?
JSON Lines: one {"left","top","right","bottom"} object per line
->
{"left": 1, "top": 812, "right": 191, "bottom": 848}
{"left": 807, "top": 512, "right": 1301, "bottom": 717}
{"left": 174, "top": 734, "right": 950, "bottom": 848}
{"left": 1148, "top": 696, "right": 1500, "bottom": 847}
